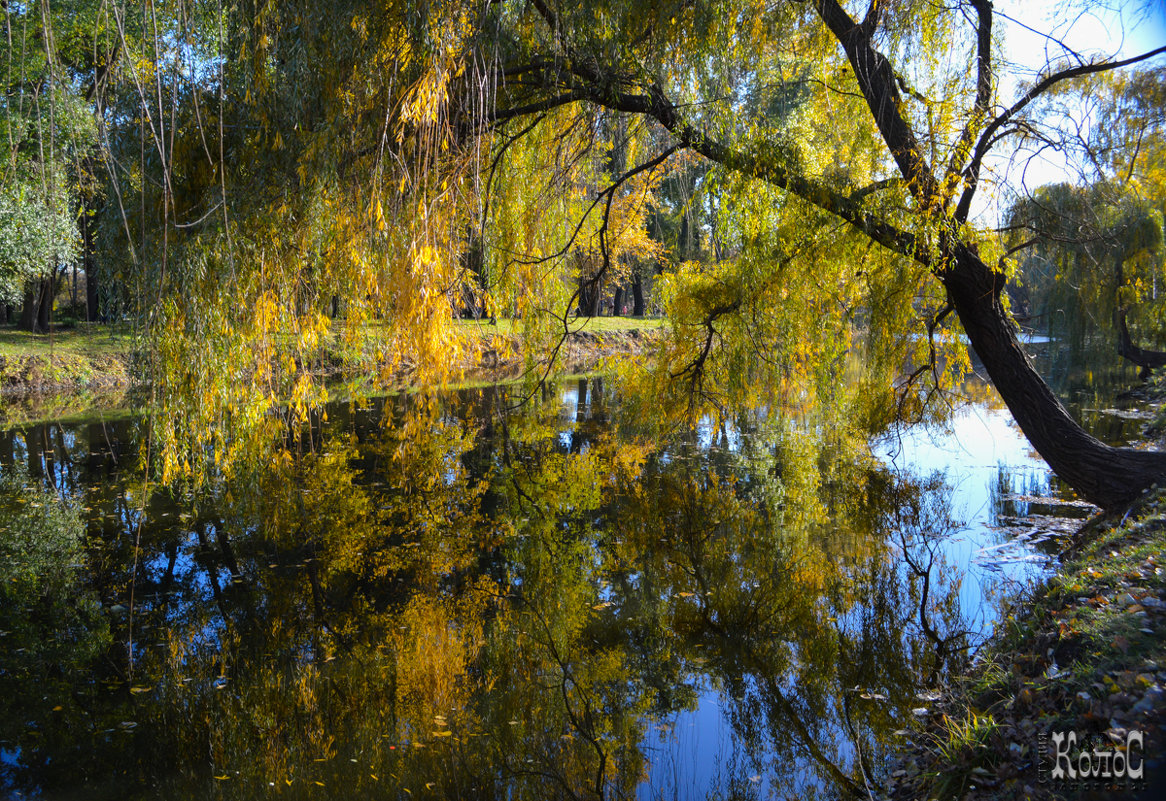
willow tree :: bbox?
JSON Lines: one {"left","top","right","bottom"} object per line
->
{"left": 1007, "top": 182, "right": 1164, "bottom": 374}
{"left": 97, "top": 0, "right": 1166, "bottom": 507}
{"left": 417, "top": 3, "right": 1164, "bottom": 503}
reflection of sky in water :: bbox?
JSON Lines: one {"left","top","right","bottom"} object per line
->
{"left": 641, "top": 681, "right": 737, "bottom": 801}
{"left": 638, "top": 398, "right": 1058, "bottom": 800}
{"left": 875, "top": 401, "right": 1057, "bottom": 617}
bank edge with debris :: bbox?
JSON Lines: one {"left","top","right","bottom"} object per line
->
{"left": 886, "top": 385, "right": 1166, "bottom": 801}
{"left": 0, "top": 329, "right": 653, "bottom": 426}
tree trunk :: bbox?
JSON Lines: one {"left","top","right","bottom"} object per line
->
{"left": 20, "top": 283, "right": 41, "bottom": 331}
{"left": 83, "top": 205, "right": 100, "bottom": 322}
{"left": 612, "top": 285, "right": 625, "bottom": 316}
{"left": 632, "top": 270, "right": 645, "bottom": 316}
{"left": 1116, "top": 309, "right": 1166, "bottom": 378}
{"left": 36, "top": 271, "right": 54, "bottom": 332}
{"left": 944, "top": 245, "right": 1166, "bottom": 510}
{"left": 578, "top": 265, "right": 602, "bottom": 317}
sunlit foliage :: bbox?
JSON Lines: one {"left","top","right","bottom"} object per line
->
{"left": 29, "top": 0, "right": 1046, "bottom": 480}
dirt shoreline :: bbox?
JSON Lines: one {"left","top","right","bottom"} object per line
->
{"left": 0, "top": 329, "right": 653, "bottom": 425}
{"left": 885, "top": 386, "right": 1166, "bottom": 800}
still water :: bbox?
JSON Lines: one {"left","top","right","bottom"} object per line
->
{"left": 0, "top": 363, "right": 1141, "bottom": 800}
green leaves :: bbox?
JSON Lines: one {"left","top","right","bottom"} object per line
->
{"left": 0, "top": 169, "right": 78, "bottom": 303}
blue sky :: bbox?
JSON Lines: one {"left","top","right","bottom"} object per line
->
{"left": 969, "top": 1, "right": 1166, "bottom": 222}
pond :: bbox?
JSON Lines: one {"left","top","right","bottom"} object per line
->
{"left": 0, "top": 352, "right": 1144, "bottom": 800}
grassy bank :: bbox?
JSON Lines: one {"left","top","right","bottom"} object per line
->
{"left": 890, "top": 404, "right": 1166, "bottom": 799}
{"left": 0, "top": 318, "right": 664, "bottom": 426}
{"left": 0, "top": 325, "right": 137, "bottom": 394}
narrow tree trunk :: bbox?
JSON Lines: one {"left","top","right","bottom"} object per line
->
{"left": 945, "top": 245, "right": 1166, "bottom": 510}
{"left": 578, "top": 267, "right": 602, "bottom": 317}
{"left": 20, "top": 283, "right": 40, "bottom": 331}
{"left": 612, "top": 285, "right": 625, "bottom": 316}
{"left": 1116, "top": 308, "right": 1166, "bottom": 378}
{"left": 632, "top": 270, "right": 645, "bottom": 316}
{"left": 83, "top": 205, "right": 100, "bottom": 322}
{"left": 36, "top": 273, "right": 54, "bottom": 332}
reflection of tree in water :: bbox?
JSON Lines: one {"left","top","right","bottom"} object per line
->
{"left": 601, "top": 432, "right": 972, "bottom": 799}
{"left": 0, "top": 384, "right": 974, "bottom": 799}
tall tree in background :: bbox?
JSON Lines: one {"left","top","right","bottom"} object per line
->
{"left": 1007, "top": 181, "right": 1164, "bottom": 374}
{"left": 1, "top": 1, "right": 117, "bottom": 328}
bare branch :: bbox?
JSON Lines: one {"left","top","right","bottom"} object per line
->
{"left": 955, "top": 43, "right": 1166, "bottom": 222}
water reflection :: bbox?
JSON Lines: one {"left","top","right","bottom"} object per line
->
{"left": 0, "top": 380, "right": 1051, "bottom": 800}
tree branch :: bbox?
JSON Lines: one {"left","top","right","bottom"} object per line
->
{"left": 944, "top": 0, "right": 993, "bottom": 214}
{"left": 955, "top": 43, "right": 1166, "bottom": 222}
{"left": 814, "top": 0, "right": 941, "bottom": 206}
{"left": 566, "top": 78, "right": 924, "bottom": 264}
{"left": 859, "top": 0, "right": 884, "bottom": 37}
{"left": 513, "top": 3, "right": 924, "bottom": 265}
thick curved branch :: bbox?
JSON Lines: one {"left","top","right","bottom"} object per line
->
{"left": 514, "top": 1, "right": 922, "bottom": 264}
{"left": 489, "top": 91, "right": 586, "bottom": 124}
{"left": 565, "top": 78, "right": 923, "bottom": 264}
{"left": 814, "top": 0, "right": 941, "bottom": 206}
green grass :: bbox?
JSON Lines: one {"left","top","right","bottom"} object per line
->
{"left": 927, "top": 711, "right": 1003, "bottom": 799}
{"left": 0, "top": 324, "right": 137, "bottom": 358}
{"left": 0, "top": 317, "right": 662, "bottom": 360}
{"left": 0, "top": 317, "right": 659, "bottom": 399}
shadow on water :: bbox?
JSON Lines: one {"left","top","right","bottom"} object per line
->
{"left": 0, "top": 354, "right": 1140, "bottom": 800}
